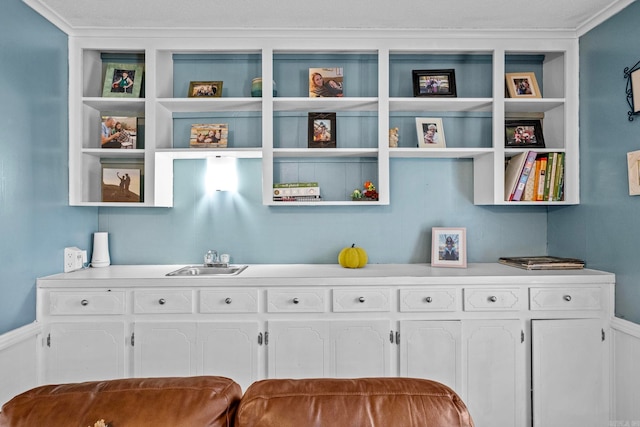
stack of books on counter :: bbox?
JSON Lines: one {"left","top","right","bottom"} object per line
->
{"left": 273, "top": 182, "right": 321, "bottom": 202}
{"left": 505, "top": 151, "right": 565, "bottom": 202}
{"left": 498, "top": 256, "right": 585, "bottom": 270}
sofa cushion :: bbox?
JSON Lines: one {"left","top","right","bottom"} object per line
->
{"left": 0, "top": 376, "right": 241, "bottom": 427}
{"left": 235, "top": 377, "right": 474, "bottom": 427}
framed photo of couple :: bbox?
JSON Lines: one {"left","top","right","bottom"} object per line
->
{"left": 431, "top": 227, "right": 467, "bottom": 268}
{"left": 101, "top": 160, "right": 144, "bottom": 203}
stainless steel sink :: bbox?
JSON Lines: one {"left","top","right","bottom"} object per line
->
{"left": 166, "top": 265, "right": 248, "bottom": 276}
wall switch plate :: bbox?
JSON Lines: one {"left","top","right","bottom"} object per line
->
{"left": 64, "top": 247, "right": 86, "bottom": 273}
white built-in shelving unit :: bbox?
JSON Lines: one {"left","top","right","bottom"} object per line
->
{"left": 67, "top": 32, "right": 578, "bottom": 207}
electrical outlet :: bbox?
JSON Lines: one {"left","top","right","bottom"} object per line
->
{"left": 64, "top": 247, "right": 86, "bottom": 273}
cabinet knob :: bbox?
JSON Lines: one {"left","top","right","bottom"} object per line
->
{"left": 225, "top": 298, "right": 232, "bottom": 304}
{"left": 158, "top": 298, "right": 166, "bottom": 305}
{"left": 563, "top": 295, "right": 572, "bottom": 302}
{"left": 81, "top": 299, "right": 89, "bottom": 306}
{"left": 488, "top": 296, "right": 497, "bottom": 303}
{"left": 358, "top": 296, "right": 366, "bottom": 303}
{"left": 292, "top": 298, "right": 300, "bottom": 304}
{"left": 425, "top": 296, "right": 433, "bottom": 303}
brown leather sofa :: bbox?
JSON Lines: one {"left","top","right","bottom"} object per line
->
{"left": 0, "top": 376, "right": 474, "bottom": 427}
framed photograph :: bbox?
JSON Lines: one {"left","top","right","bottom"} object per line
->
{"left": 101, "top": 160, "right": 144, "bottom": 203}
{"left": 101, "top": 116, "right": 138, "bottom": 149}
{"left": 505, "top": 72, "right": 541, "bottom": 98}
{"left": 102, "top": 62, "right": 144, "bottom": 98}
{"left": 190, "top": 124, "right": 228, "bottom": 148}
{"left": 627, "top": 150, "right": 640, "bottom": 196}
{"left": 504, "top": 119, "right": 545, "bottom": 148}
{"left": 412, "top": 69, "right": 457, "bottom": 97}
{"left": 431, "top": 227, "right": 467, "bottom": 268}
{"left": 309, "top": 68, "right": 343, "bottom": 98}
{"left": 308, "top": 112, "right": 337, "bottom": 148}
{"left": 416, "top": 118, "right": 446, "bottom": 148}
{"left": 188, "top": 81, "right": 223, "bottom": 98}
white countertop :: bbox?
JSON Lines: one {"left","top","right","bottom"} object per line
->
{"left": 36, "top": 263, "right": 616, "bottom": 288}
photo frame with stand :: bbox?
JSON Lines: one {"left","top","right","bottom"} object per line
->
{"left": 505, "top": 72, "right": 541, "bottom": 98}
{"left": 416, "top": 118, "right": 446, "bottom": 148}
{"left": 412, "top": 69, "right": 456, "bottom": 97}
{"left": 431, "top": 227, "right": 467, "bottom": 268}
{"left": 504, "top": 119, "right": 545, "bottom": 148}
{"left": 102, "top": 62, "right": 144, "bottom": 98}
{"left": 188, "top": 81, "right": 223, "bottom": 98}
{"left": 308, "top": 112, "right": 337, "bottom": 148}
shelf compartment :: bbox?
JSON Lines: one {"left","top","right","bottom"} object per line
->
{"left": 504, "top": 98, "right": 564, "bottom": 114}
{"left": 272, "top": 156, "right": 379, "bottom": 204}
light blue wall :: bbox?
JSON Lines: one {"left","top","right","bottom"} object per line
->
{"left": 0, "top": 0, "right": 96, "bottom": 334}
{"left": 548, "top": 1, "right": 640, "bottom": 324}
{"left": 100, "top": 158, "right": 548, "bottom": 265}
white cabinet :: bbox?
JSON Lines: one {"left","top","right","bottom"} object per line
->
{"left": 36, "top": 264, "right": 614, "bottom": 425}
{"left": 268, "top": 320, "right": 392, "bottom": 379}
{"left": 133, "top": 322, "right": 197, "bottom": 378}
{"left": 532, "top": 319, "right": 608, "bottom": 427}
{"left": 67, "top": 34, "right": 579, "bottom": 207}
{"left": 44, "top": 322, "right": 125, "bottom": 384}
{"left": 463, "top": 320, "right": 526, "bottom": 427}
{"left": 400, "top": 320, "right": 462, "bottom": 391}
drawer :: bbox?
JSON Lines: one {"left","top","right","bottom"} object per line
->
{"left": 200, "top": 289, "right": 259, "bottom": 313}
{"left": 399, "top": 288, "right": 458, "bottom": 312}
{"left": 463, "top": 288, "right": 522, "bottom": 311}
{"left": 267, "top": 289, "right": 325, "bottom": 312}
{"left": 133, "top": 290, "right": 194, "bottom": 314}
{"left": 332, "top": 289, "right": 390, "bottom": 312}
{"left": 48, "top": 291, "right": 125, "bottom": 315}
{"left": 529, "top": 287, "right": 602, "bottom": 311}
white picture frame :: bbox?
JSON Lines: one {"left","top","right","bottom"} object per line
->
{"left": 431, "top": 227, "right": 467, "bottom": 268}
{"left": 416, "top": 118, "right": 446, "bottom": 148}
{"left": 627, "top": 150, "right": 640, "bottom": 195}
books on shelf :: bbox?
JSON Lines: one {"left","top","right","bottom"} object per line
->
{"left": 498, "top": 256, "right": 585, "bottom": 270}
{"left": 273, "top": 182, "right": 321, "bottom": 202}
{"left": 505, "top": 151, "right": 565, "bottom": 202}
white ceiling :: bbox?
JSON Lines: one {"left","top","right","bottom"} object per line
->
{"left": 23, "top": 0, "right": 636, "bottom": 35}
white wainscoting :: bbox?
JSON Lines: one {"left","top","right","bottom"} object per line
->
{"left": 612, "top": 317, "right": 640, "bottom": 426}
{"left": 0, "top": 322, "right": 42, "bottom": 406}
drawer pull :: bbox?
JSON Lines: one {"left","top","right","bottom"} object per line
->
{"left": 358, "top": 297, "right": 366, "bottom": 303}
{"left": 225, "top": 298, "right": 232, "bottom": 304}
{"left": 488, "top": 296, "right": 497, "bottom": 303}
{"left": 81, "top": 299, "right": 89, "bottom": 306}
{"left": 563, "top": 295, "right": 572, "bottom": 302}
{"left": 158, "top": 298, "right": 166, "bottom": 305}
{"left": 425, "top": 297, "right": 433, "bottom": 303}
{"left": 292, "top": 298, "right": 300, "bottom": 304}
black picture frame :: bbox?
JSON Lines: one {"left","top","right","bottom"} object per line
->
{"left": 505, "top": 120, "right": 545, "bottom": 148}
{"left": 308, "top": 112, "right": 337, "bottom": 148}
{"left": 412, "top": 69, "right": 457, "bottom": 97}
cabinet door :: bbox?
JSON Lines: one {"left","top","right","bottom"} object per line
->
{"left": 532, "top": 319, "right": 608, "bottom": 427}
{"left": 133, "top": 322, "right": 197, "bottom": 378}
{"left": 268, "top": 321, "right": 330, "bottom": 378}
{"left": 331, "top": 320, "right": 392, "bottom": 378}
{"left": 198, "top": 322, "right": 260, "bottom": 391}
{"left": 44, "top": 322, "right": 125, "bottom": 384}
{"left": 400, "top": 320, "right": 462, "bottom": 392}
{"left": 463, "top": 319, "right": 526, "bottom": 427}
{"left": 268, "top": 320, "right": 391, "bottom": 379}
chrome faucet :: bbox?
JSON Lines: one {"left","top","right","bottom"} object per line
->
{"left": 204, "top": 250, "right": 218, "bottom": 266}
